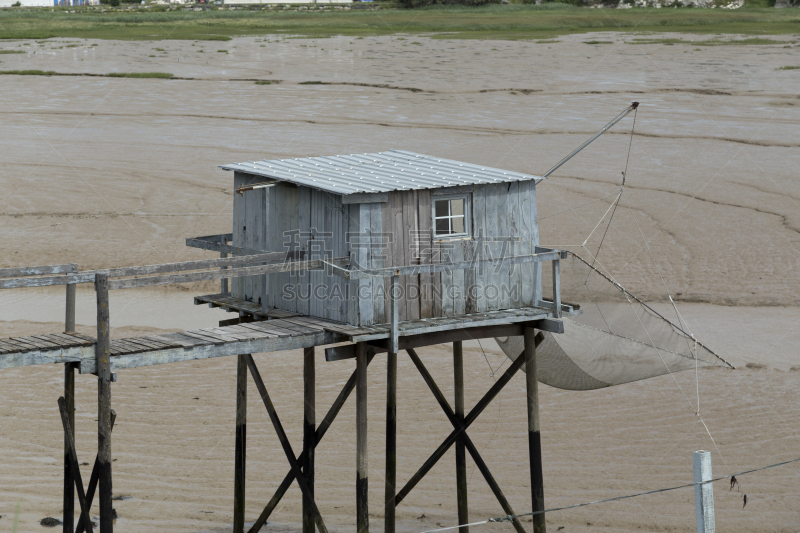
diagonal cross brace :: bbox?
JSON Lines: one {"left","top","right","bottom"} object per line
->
{"left": 58, "top": 397, "right": 94, "bottom": 533}
{"left": 394, "top": 348, "right": 528, "bottom": 506}
{"left": 244, "top": 354, "right": 329, "bottom": 533}
{"left": 405, "top": 345, "right": 542, "bottom": 533}
{"left": 76, "top": 411, "right": 117, "bottom": 533}
{"left": 248, "top": 353, "right": 375, "bottom": 533}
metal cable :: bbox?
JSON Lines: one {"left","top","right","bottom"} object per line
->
{"left": 418, "top": 455, "right": 800, "bottom": 533}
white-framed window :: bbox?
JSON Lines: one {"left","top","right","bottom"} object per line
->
{"left": 433, "top": 195, "right": 471, "bottom": 237}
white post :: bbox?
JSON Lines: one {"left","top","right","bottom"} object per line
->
{"left": 693, "top": 450, "right": 715, "bottom": 533}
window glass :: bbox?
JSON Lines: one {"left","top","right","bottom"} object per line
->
{"left": 450, "top": 199, "right": 464, "bottom": 217}
{"left": 435, "top": 200, "right": 449, "bottom": 218}
{"left": 452, "top": 216, "right": 464, "bottom": 234}
{"left": 433, "top": 197, "right": 468, "bottom": 237}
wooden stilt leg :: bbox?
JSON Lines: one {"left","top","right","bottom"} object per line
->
{"left": 524, "top": 327, "right": 545, "bottom": 533}
{"left": 356, "top": 342, "right": 369, "bottom": 533}
{"left": 234, "top": 354, "right": 247, "bottom": 533}
{"left": 220, "top": 235, "right": 229, "bottom": 295}
{"left": 384, "top": 350, "right": 397, "bottom": 533}
{"left": 65, "top": 281, "right": 76, "bottom": 334}
{"left": 303, "top": 347, "right": 315, "bottom": 533}
{"left": 94, "top": 273, "right": 113, "bottom": 533}
{"left": 64, "top": 363, "right": 76, "bottom": 533}
{"left": 453, "top": 341, "right": 468, "bottom": 533}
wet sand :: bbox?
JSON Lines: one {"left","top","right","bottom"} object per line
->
{"left": 1, "top": 32, "right": 799, "bottom": 532}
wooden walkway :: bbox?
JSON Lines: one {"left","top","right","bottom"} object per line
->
{"left": 0, "top": 306, "right": 561, "bottom": 374}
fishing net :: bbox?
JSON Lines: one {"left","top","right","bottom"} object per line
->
{"left": 496, "top": 252, "right": 732, "bottom": 391}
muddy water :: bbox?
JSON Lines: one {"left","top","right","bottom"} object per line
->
{"left": 0, "top": 285, "right": 229, "bottom": 332}
{"left": 1, "top": 32, "right": 799, "bottom": 533}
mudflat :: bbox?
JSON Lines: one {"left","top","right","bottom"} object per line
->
{"left": 0, "top": 32, "right": 798, "bottom": 532}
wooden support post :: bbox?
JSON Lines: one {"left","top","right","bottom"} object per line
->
{"left": 65, "top": 278, "right": 76, "bottom": 333}
{"left": 63, "top": 363, "right": 77, "bottom": 533}
{"left": 384, "top": 349, "right": 397, "bottom": 533}
{"left": 693, "top": 450, "right": 715, "bottom": 533}
{"left": 94, "top": 273, "right": 113, "bottom": 533}
{"left": 390, "top": 275, "right": 399, "bottom": 354}
{"left": 221, "top": 235, "right": 229, "bottom": 294}
{"left": 524, "top": 327, "right": 545, "bottom": 533}
{"left": 234, "top": 355, "right": 247, "bottom": 533}
{"left": 356, "top": 342, "right": 369, "bottom": 533}
{"left": 453, "top": 341, "right": 468, "bottom": 533}
{"left": 551, "top": 259, "right": 561, "bottom": 319}
{"left": 303, "top": 347, "right": 316, "bottom": 533}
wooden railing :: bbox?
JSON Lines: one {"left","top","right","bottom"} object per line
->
{"left": 0, "top": 240, "right": 566, "bottom": 349}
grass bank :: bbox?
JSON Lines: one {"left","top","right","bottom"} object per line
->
{"left": 0, "top": 5, "right": 797, "bottom": 41}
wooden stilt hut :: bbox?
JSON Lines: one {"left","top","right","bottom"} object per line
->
{"left": 186, "top": 150, "right": 575, "bottom": 533}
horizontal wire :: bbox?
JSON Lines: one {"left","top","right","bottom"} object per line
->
{"left": 417, "top": 455, "right": 800, "bottom": 533}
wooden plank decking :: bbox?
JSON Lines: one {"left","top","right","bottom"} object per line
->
{"left": 194, "top": 293, "right": 301, "bottom": 319}
{"left": 0, "top": 306, "right": 565, "bottom": 374}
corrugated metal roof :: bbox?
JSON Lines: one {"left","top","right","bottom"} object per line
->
{"left": 220, "top": 150, "right": 543, "bottom": 196}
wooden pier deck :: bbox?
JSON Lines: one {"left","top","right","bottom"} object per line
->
{"left": 0, "top": 305, "right": 566, "bottom": 375}
{"left": 194, "top": 292, "right": 302, "bottom": 320}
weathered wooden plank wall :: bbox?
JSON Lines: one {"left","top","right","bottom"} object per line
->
{"left": 265, "top": 183, "right": 298, "bottom": 313}
{"left": 310, "top": 188, "right": 326, "bottom": 321}
{"left": 230, "top": 173, "right": 540, "bottom": 326}
{"left": 232, "top": 172, "right": 264, "bottom": 301}
{"left": 296, "top": 186, "right": 312, "bottom": 318}
{"left": 378, "top": 183, "right": 540, "bottom": 319}
{"left": 381, "top": 191, "right": 427, "bottom": 322}
{"left": 328, "top": 191, "right": 351, "bottom": 323}
{"left": 417, "top": 190, "right": 435, "bottom": 319}
{"left": 231, "top": 181, "right": 355, "bottom": 324}
{"left": 341, "top": 201, "right": 383, "bottom": 327}
{"left": 369, "top": 203, "right": 385, "bottom": 325}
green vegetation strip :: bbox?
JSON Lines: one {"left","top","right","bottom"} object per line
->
{"left": 107, "top": 71, "right": 174, "bottom": 78}
{"left": 0, "top": 5, "right": 797, "bottom": 41}
{"left": 0, "top": 69, "right": 175, "bottom": 78}
{"left": 630, "top": 36, "right": 793, "bottom": 44}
